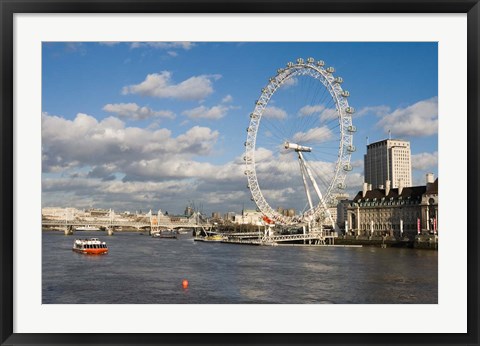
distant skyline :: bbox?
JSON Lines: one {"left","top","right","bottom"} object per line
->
{"left": 42, "top": 42, "right": 438, "bottom": 214}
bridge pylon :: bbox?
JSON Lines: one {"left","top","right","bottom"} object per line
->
{"left": 63, "top": 225, "right": 74, "bottom": 235}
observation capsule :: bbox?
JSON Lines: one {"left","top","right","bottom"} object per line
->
{"left": 296, "top": 58, "right": 304, "bottom": 64}
{"left": 307, "top": 57, "right": 315, "bottom": 63}
{"left": 346, "top": 107, "right": 355, "bottom": 114}
{"left": 277, "top": 68, "right": 284, "bottom": 74}
{"left": 347, "top": 145, "right": 356, "bottom": 152}
{"left": 287, "top": 62, "right": 294, "bottom": 68}
{"left": 334, "top": 77, "right": 343, "bottom": 84}
{"left": 343, "top": 163, "right": 353, "bottom": 171}
{"left": 337, "top": 182, "right": 346, "bottom": 189}
{"left": 326, "top": 67, "right": 335, "bottom": 73}
{"left": 341, "top": 90, "right": 350, "bottom": 97}
{"left": 317, "top": 60, "right": 325, "bottom": 66}
{"left": 347, "top": 125, "right": 357, "bottom": 133}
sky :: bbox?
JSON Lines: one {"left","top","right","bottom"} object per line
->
{"left": 42, "top": 42, "right": 438, "bottom": 215}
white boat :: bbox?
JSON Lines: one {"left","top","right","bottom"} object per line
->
{"left": 72, "top": 238, "right": 108, "bottom": 255}
{"left": 176, "top": 228, "right": 191, "bottom": 234}
{"left": 151, "top": 229, "right": 177, "bottom": 239}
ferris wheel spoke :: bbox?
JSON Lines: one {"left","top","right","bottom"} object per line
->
{"left": 290, "top": 131, "right": 340, "bottom": 154}
{"left": 260, "top": 118, "right": 289, "bottom": 142}
{"left": 296, "top": 104, "right": 340, "bottom": 142}
{"left": 304, "top": 159, "right": 332, "bottom": 193}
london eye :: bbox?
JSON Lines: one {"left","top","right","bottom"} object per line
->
{"left": 244, "top": 57, "right": 356, "bottom": 229}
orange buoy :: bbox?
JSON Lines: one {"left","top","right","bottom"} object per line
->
{"left": 182, "top": 279, "right": 189, "bottom": 289}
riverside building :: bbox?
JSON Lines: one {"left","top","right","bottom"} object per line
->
{"left": 364, "top": 138, "right": 412, "bottom": 189}
{"left": 346, "top": 174, "right": 438, "bottom": 238}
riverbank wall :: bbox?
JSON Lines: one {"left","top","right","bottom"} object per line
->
{"left": 335, "top": 234, "right": 438, "bottom": 250}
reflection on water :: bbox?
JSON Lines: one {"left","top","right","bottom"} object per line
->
{"left": 42, "top": 231, "right": 437, "bottom": 304}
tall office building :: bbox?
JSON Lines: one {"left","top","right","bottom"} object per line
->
{"left": 364, "top": 139, "right": 412, "bottom": 189}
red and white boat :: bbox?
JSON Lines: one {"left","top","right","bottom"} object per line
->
{"left": 72, "top": 238, "right": 108, "bottom": 255}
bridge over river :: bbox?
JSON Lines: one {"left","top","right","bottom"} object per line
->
{"left": 42, "top": 219, "right": 210, "bottom": 235}
{"left": 43, "top": 220, "right": 338, "bottom": 245}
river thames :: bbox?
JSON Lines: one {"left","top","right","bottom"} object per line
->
{"left": 42, "top": 231, "right": 437, "bottom": 304}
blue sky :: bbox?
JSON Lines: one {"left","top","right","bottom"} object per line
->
{"left": 42, "top": 42, "right": 438, "bottom": 215}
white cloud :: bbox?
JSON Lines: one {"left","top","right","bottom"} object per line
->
{"left": 182, "top": 105, "right": 230, "bottom": 120}
{"left": 298, "top": 105, "right": 337, "bottom": 122}
{"left": 42, "top": 112, "right": 219, "bottom": 174}
{"left": 122, "top": 71, "right": 221, "bottom": 101}
{"left": 167, "top": 51, "right": 178, "bottom": 57}
{"left": 299, "top": 105, "right": 325, "bottom": 117}
{"left": 222, "top": 94, "right": 233, "bottom": 103}
{"left": 319, "top": 109, "right": 338, "bottom": 122}
{"left": 350, "top": 159, "right": 364, "bottom": 168}
{"left": 42, "top": 176, "right": 197, "bottom": 209}
{"left": 202, "top": 191, "right": 246, "bottom": 205}
{"left": 282, "top": 77, "right": 298, "bottom": 89}
{"left": 307, "top": 160, "right": 336, "bottom": 177}
{"left": 98, "top": 42, "right": 120, "bottom": 47}
{"left": 124, "top": 157, "right": 244, "bottom": 183}
{"left": 412, "top": 151, "right": 438, "bottom": 170}
{"left": 254, "top": 147, "right": 274, "bottom": 162}
{"left": 130, "top": 42, "right": 195, "bottom": 50}
{"left": 103, "top": 103, "right": 175, "bottom": 120}
{"left": 263, "top": 106, "right": 287, "bottom": 120}
{"left": 260, "top": 187, "right": 296, "bottom": 204}
{"left": 126, "top": 159, "right": 214, "bottom": 180}
{"left": 356, "top": 105, "right": 390, "bottom": 117}
{"left": 292, "top": 126, "right": 334, "bottom": 144}
{"left": 173, "top": 126, "right": 220, "bottom": 155}
{"left": 64, "top": 42, "right": 86, "bottom": 55}
{"left": 345, "top": 172, "right": 365, "bottom": 196}
{"left": 41, "top": 128, "right": 250, "bottom": 211}
{"left": 376, "top": 97, "right": 438, "bottom": 136}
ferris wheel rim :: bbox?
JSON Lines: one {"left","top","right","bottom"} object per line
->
{"left": 244, "top": 59, "right": 354, "bottom": 225}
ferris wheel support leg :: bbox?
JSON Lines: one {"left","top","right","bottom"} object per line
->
{"left": 298, "top": 153, "right": 314, "bottom": 211}
{"left": 298, "top": 152, "right": 336, "bottom": 230}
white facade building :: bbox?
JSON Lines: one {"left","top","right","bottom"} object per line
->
{"left": 231, "top": 209, "right": 264, "bottom": 225}
{"left": 42, "top": 207, "right": 80, "bottom": 221}
{"left": 364, "top": 139, "right": 412, "bottom": 188}
{"left": 346, "top": 174, "right": 438, "bottom": 238}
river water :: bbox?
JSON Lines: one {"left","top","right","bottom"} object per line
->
{"left": 42, "top": 231, "right": 437, "bottom": 304}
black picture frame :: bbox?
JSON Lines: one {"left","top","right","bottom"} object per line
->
{"left": 1, "top": 1, "right": 479, "bottom": 345}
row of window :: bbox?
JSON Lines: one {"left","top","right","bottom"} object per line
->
{"left": 357, "top": 210, "right": 420, "bottom": 218}
{"left": 82, "top": 244, "right": 107, "bottom": 249}
{"left": 355, "top": 200, "right": 419, "bottom": 207}
{"left": 358, "top": 224, "right": 417, "bottom": 231}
